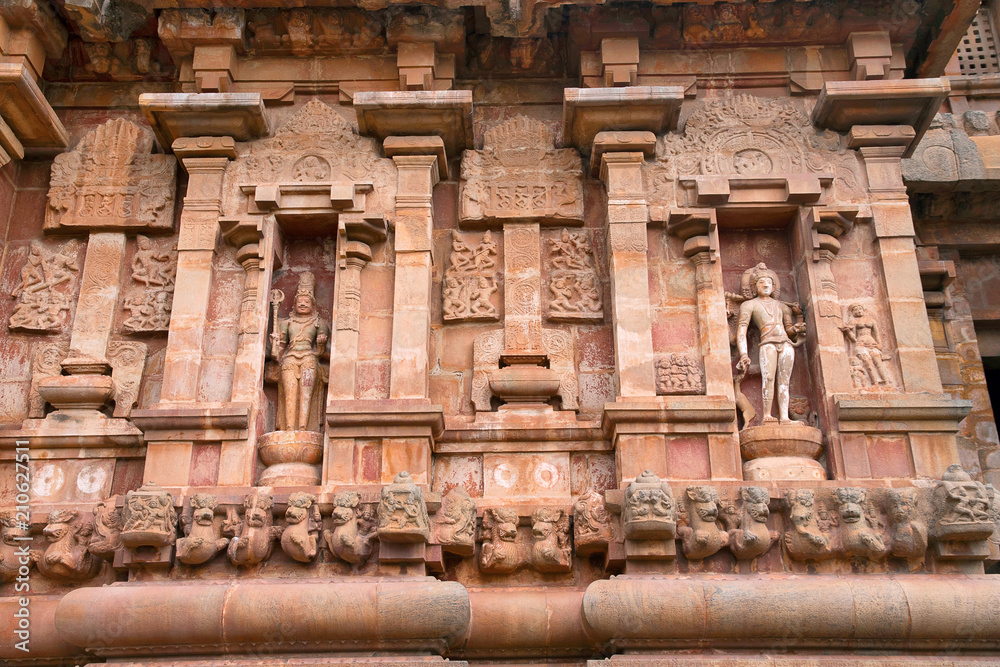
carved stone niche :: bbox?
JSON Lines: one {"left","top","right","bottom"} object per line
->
{"left": 235, "top": 99, "right": 396, "bottom": 238}
{"left": 460, "top": 116, "right": 583, "bottom": 226}
{"left": 45, "top": 118, "right": 176, "bottom": 233}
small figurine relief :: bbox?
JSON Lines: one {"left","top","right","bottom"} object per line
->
{"left": 931, "top": 465, "right": 995, "bottom": 542}
{"left": 324, "top": 491, "right": 377, "bottom": 565}
{"left": 224, "top": 492, "right": 282, "bottom": 567}
{"left": 378, "top": 471, "right": 430, "bottom": 543}
{"left": 269, "top": 272, "right": 330, "bottom": 433}
{"left": 840, "top": 303, "right": 892, "bottom": 390}
{"left": 45, "top": 118, "right": 176, "bottom": 232}
{"left": 573, "top": 487, "right": 614, "bottom": 555}
{"left": 88, "top": 496, "right": 122, "bottom": 562}
{"left": 281, "top": 492, "right": 322, "bottom": 563}
{"left": 1, "top": 510, "right": 38, "bottom": 583}
{"left": 460, "top": 116, "right": 583, "bottom": 224}
{"left": 732, "top": 263, "right": 807, "bottom": 424}
{"left": 782, "top": 489, "right": 832, "bottom": 561}
{"left": 677, "top": 486, "right": 728, "bottom": 560}
{"left": 530, "top": 507, "right": 571, "bottom": 572}
{"left": 886, "top": 488, "right": 928, "bottom": 562}
{"left": 9, "top": 240, "right": 80, "bottom": 333}
{"left": 546, "top": 229, "right": 603, "bottom": 322}
{"left": 723, "top": 486, "right": 778, "bottom": 561}
{"left": 832, "top": 487, "right": 888, "bottom": 560}
{"left": 443, "top": 231, "right": 500, "bottom": 322}
{"left": 38, "top": 509, "right": 103, "bottom": 582}
{"left": 623, "top": 470, "right": 676, "bottom": 540}
{"left": 433, "top": 487, "right": 476, "bottom": 556}
{"left": 480, "top": 507, "right": 521, "bottom": 574}
{"left": 122, "top": 236, "right": 176, "bottom": 334}
{"left": 654, "top": 354, "right": 705, "bottom": 395}
{"left": 28, "top": 342, "right": 66, "bottom": 418}
{"left": 176, "top": 494, "right": 230, "bottom": 566}
{"left": 120, "top": 483, "right": 177, "bottom": 550}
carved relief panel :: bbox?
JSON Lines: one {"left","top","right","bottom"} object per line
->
{"left": 545, "top": 228, "right": 603, "bottom": 322}
{"left": 121, "top": 235, "right": 177, "bottom": 334}
{"left": 443, "top": 230, "right": 499, "bottom": 322}
{"left": 9, "top": 240, "right": 81, "bottom": 333}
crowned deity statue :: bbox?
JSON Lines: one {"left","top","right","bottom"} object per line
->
{"left": 735, "top": 263, "right": 807, "bottom": 424}
{"left": 270, "top": 273, "right": 330, "bottom": 432}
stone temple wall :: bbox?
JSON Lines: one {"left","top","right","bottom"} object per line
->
{"left": 0, "top": 1, "right": 998, "bottom": 665}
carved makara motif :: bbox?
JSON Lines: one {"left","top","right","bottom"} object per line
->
{"left": 28, "top": 342, "right": 67, "bottom": 418}
{"left": 623, "top": 471, "right": 676, "bottom": 540}
{"left": 460, "top": 116, "right": 583, "bottom": 223}
{"left": 88, "top": 496, "right": 122, "bottom": 561}
{"left": 107, "top": 341, "right": 148, "bottom": 418}
{"left": 120, "top": 483, "right": 177, "bottom": 549}
{"left": 176, "top": 494, "right": 230, "bottom": 566}
{"left": 324, "top": 491, "right": 376, "bottom": 565}
{"left": 10, "top": 240, "right": 80, "bottom": 333}
{"left": 887, "top": 488, "right": 928, "bottom": 561}
{"left": 655, "top": 354, "right": 705, "bottom": 395}
{"left": 480, "top": 507, "right": 520, "bottom": 573}
{"left": 573, "top": 487, "right": 613, "bottom": 555}
{"left": 840, "top": 303, "right": 892, "bottom": 390}
{"left": 832, "top": 487, "right": 888, "bottom": 560}
{"left": 782, "top": 489, "right": 832, "bottom": 561}
{"left": 932, "top": 465, "right": 995, "bottom": 542}
{"left": 651, "top": 94, "right": 863, "bottom": 205}
{"left": 224, "top": 492, "right": 282, "bottom": 567}
{"left": 122, "top": 236, "right": 176, "bottom": 334}
{"left": 443, "top": 231, "right": 499, "bottom": 322}
{"left": 678, "top": 486, "right": 728, "bottom": 560}
{"left": 724, "top": 486, "right": 777, "bottom": 561}
{"left": 531, "top": 507, "right": 571, "bottom": 572}
{"left": 730, "top": 263, "right": 807, "bottom": 425}
{"left": 1, "top": 510, "right": 38, "bottom": 583}
{"left": 46, "top": 119, "right": 176, "bottom": 232}
{"left": 39, "top": 509, "right": 103, "bottom": 581}
{"left": 378, "top": 471, "right": 430, "bottom": 543}
{"left": 546, "top": 229, "right": 603, "bottom": 322}
{"left": 433, "top": 487, "right": 476, "bottom": 556}
{"left": 281, "top": 492, "right": 322, "bottom": 563}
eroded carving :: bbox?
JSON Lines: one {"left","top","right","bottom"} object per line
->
{"left": 122, "top": 236, "right": 176, "bottom": 333}
{"left": 547, "top": 229, "right": 603, "bottom": 322}
{"left": 724, "top": 486, "right": 777, "bottom": 561}
{"left": 378, "top": 471, "right": 430, "bottom": 543}
{"left": 10, "top": 240, "right": 80, "bottom": 333}
{"left": 120, "top": 483, "right": 177, "bottom": 550}
{"left": 324, "top": 491, "right": 376, "bottom": 565}
{"left": 530, "top": 507, "right": 571, "bottom": 572}
{"left": 39, "top": 509, "right": 102, "bottom": 581}
{"left": 840, "top": 303, "right": 892, "bottom": 389}
{"left": 678, "top": 486, "right": 728, "bottom": 560}
{"left": 887, "top": 488, "right": 928, "bottom": 561}
{"left": 1, "top": 510, "right": 37, "bottom": 583}
{"left": 461, "top": 116, "right": 582, "bottom": 223}
{"left": 176, "top": 494, "right": 229, "bottom": 566}
{"left": 832, "top": 487, "right": 887, "bottom": 560}
{"left": 28, "top": 342, "right": 66, "bottom": 418}
{"left": 443, "top": 231, "right": 499, "bottom": 322}
{"left": 654, "top": 354, "right": 705, "bottom": 395}
{"left": 247, "top": 8, "right": 385, "bottom": 56}
{"left": 224, "top": 492, "right": 282, "bottom": 567}
{"left": 932, "top": 465, "right": 995, "bottom": 542}
{"left": 281, "top": 492, "right": 322, "bottom": 563}
{"left": 88, "top": 496, "right": 122, "bottom": 561}
{"left": 433, "top": 487, "right": 476, "bottom": 556}
{"left": 107, "top": 341, "right": 148, "bottom": 418}
{"left": 480, "top": 507, "right": 520, "bottom": 573}
{"left": 46, "top": 119, "right": 176, "bottom": 232}
{"left": 782, "top": 489, "right": 832, "bottom": 561}
{"left": 573, "top": 487, "right": 613, "bottom": 555}
{"left": 623, "top": 470, "right": 676, "bottom": 540}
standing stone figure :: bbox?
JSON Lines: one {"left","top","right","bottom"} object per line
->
{"left": 840, "top": 303, "right": 890, "bottom": 387}
{"left": 736, "top": 263, "right": 806, "bottom": 424}
{"left": 270, "top": 273, "right": 329, "bottom": 432}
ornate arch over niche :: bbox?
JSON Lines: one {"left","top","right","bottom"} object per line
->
{"left": 645, "top": 94, "right": 864, "bottom": 206}
{"left": 228, "top": 99, "right": 397, "bottom": 229}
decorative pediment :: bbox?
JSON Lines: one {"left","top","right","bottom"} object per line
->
{"left": 45, "top": 118, "right": 177, "bottom": 233}
{"left": 460, "top": 116, "right": 583, "bottom": 225}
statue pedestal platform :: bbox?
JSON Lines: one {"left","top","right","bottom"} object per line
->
{"left": 258, "top": 430, "right": 322, "bottom": 486}
{"left": 740, "top": 421, "right": 826, "bottom": 481}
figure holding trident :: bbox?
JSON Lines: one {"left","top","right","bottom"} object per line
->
{"left": 269, "top": 273, "right": 330, "bottom": 432}
{"left": 735, "top": 263, "right": 806, "bottom": 424}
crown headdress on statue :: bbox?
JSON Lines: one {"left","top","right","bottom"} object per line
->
{"left": 740, "top": 262, "right": 781, "bottom": 299}
{"left": 296, "top": 272, "right": 316, "bottom": 304}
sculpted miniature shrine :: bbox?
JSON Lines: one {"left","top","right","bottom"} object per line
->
{"left": 2, "top": 0, "right": 1000, "bottom": 665}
